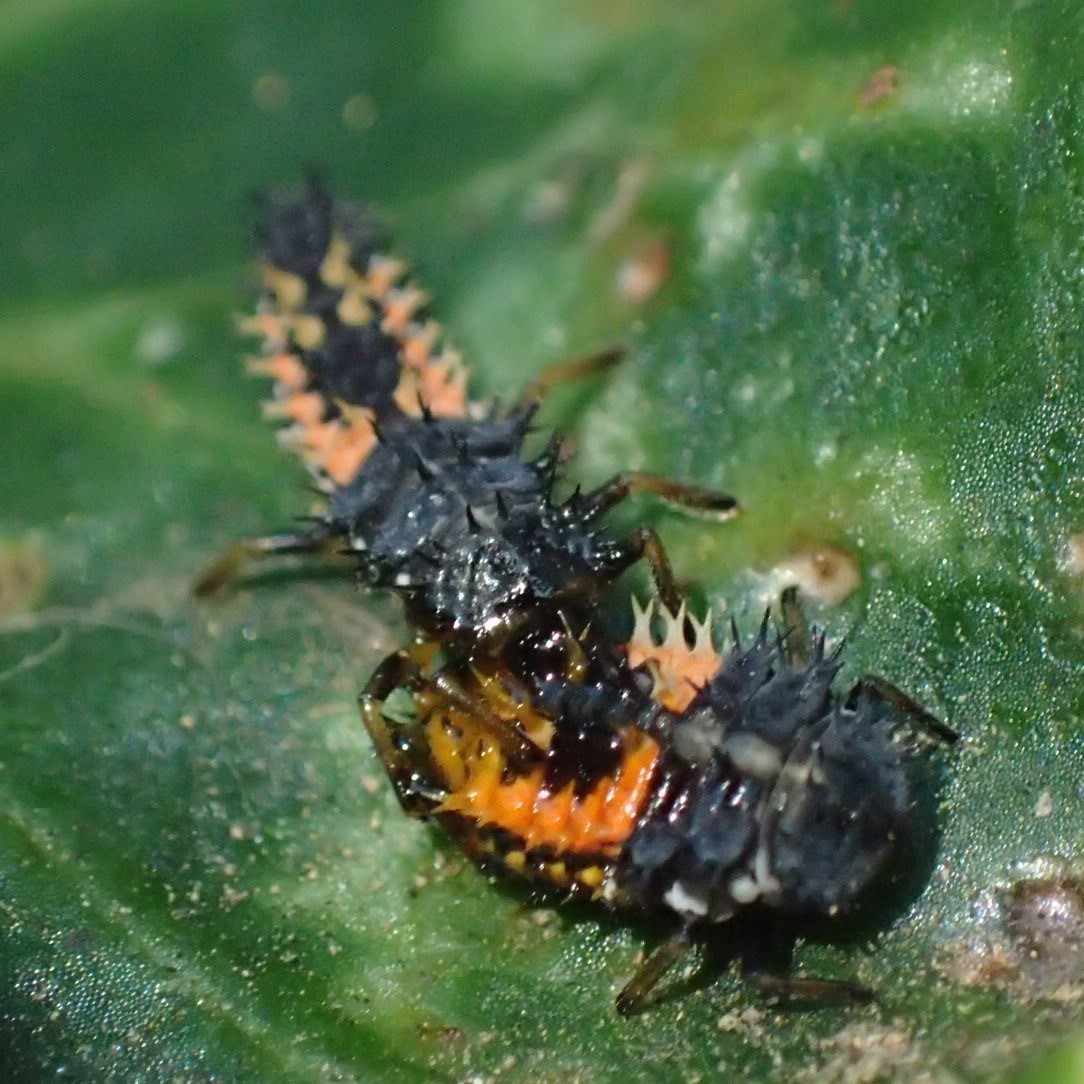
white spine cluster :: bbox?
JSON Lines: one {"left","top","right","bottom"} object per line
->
{"left": 626, "top": 597, "right": 720, "bottom": 711}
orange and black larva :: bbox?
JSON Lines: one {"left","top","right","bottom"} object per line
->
{"left": 205, "top": 177, "right": 737, "bottom": 645}
{"left": 199, "top": 178, "right": 956, "bottom": 1012}
{"left": 364, "top": 592, "right": 956, "bottom": 1011}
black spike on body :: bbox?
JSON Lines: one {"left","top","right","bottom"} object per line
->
{"left": 534, "top": 435, "right": 561, "bottom": 474}
{"left": 413, "top": 450, "right": 435, "bottom": 481}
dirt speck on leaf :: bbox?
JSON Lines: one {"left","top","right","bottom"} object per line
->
{"left": 777, "top": 544, "right": 862, "bottom": 607}
{"left": 797, "top": 1022, "right": 952, "bottom": 1084}
{"left": 858, "top": 65, "right": 901, "bottom": 109}
{"left": 616, "top": 235, "right": 671, "bottom": 304}
{"left": 938, "top": 870, "right": 1084, "bottom": 1002}
{"left": 0, "top": 536, "right": 48, "bottom": 617}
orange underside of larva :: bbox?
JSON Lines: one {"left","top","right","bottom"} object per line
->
{"left": 417, "top": 600, "right": 722, "bottom": 867}
{"left": 624, "top": 598, "right": 721, "bottom": 712}
{"left": 241, "top": 232, "right": 470, "bottom": 487}
{"left": 419, "top": 670, "right": 660, "bottom": 860}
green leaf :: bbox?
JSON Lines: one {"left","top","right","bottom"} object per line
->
{"left": 3, "top": 1, "right": 1084, "bottom": 1080}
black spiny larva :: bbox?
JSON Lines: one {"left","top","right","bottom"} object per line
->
{"left": 197, "top": 178, "right": 955, "bottom": 1015}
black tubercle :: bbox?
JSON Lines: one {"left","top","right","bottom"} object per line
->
{"left": 527, "top": 623, "right": 658, "bottom": 794}
{"left": 532, "top": 676, "right": 637, "bottom": 794}
{"left": 310, "top": 322, "right": 405, "bottom": 413}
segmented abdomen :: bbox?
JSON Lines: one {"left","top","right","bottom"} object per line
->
{"left": 406, "top": 663, "right": 660, "bottom": 898}
{"left": 239, "top": 178, "right": 469, "bottom": 489}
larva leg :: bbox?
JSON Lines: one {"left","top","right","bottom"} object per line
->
{"left": 614, "top": 525, "right": 684, "bottom": 615}
{"left": 779, "top": 585, "right": 812, "bottom": 667}
{"left": 359, "top": 646, "right": 543, "bottom": 819}
{"left": 745, "top": 971, "right": 874, "bottom": 1004}
{"left": 358, "top": 646, "right": 443, "bottom": 818}
{"left": 193, "top": 526, "right": 338, "bottom": 596}
{"left": 582, "top": 472, "right": 740, "bottom": 522}
{"left": 520, "top": 344, "right": 626, "bottom": 407}
{"left": 425, "top": 669, "right": 543, "bottom": 771}
{"left": 616, "top": 927, "right": 694, "bottom": 1016}
{"left": 849, "top": 674, "right": 959, "bottom": 744}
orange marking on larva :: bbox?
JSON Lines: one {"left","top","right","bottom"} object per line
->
{"left": 280, "top": 391, "right": 327, "bottom": 426}
{"left": 337, "top": 286, "right": 372, "bottom": 327}
{"left": 262, "top": 265, "right": 307, "bottom": 312}
{"left": 365, "top": 256, "right": 407, "bottom": 299}
{"left": 245, "top": 352, "right": 308, "bottom": 391}
{"left": 435, "top": 357, "right": 470, "bottom": 415}
{"left": 281, "top": 402, "right": 380, "bottom": 487}
{"left": 318, "top": 234, "right": 360, "bottom": 290}
{"left": 403, "top": 322, "right": 439, "bottom": 369}
{"left": 263, "top": 390, "right": 325, "bottom": 422}
{"left": 382, "top": 287, "right": 429, "bottom": 336}
{"left": 487, "top": 776, "right": 538, "bottom": 835}
{"left": 322, "top": 423, "right": 378, "bottom": 487}
{"left": 293, "top": 420, "right": 341, "bottom": 454}
{"left": 529, "top": 782, "right": 576, "bottom": 849}
{"left": 393, "top": 358, "right": 469, "bottom": 419}
{"left": 424, "top": 709, "right": 470, "bottom": 792}
{"left": 431, "top": 710, "right": 660, "bottom": 856}
{"left": 238, "top": 312, "right": 288, "bottom": 348}
{"left": 287, "top": 313, "right": 327, "bottom": 352}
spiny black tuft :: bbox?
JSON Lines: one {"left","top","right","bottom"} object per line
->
{"left": 413, "top": 450, "right": 435, "bottom": 481}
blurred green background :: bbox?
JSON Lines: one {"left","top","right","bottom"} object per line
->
{"left": 2, "top": 1, "right": 1084, "bottom": 1080}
